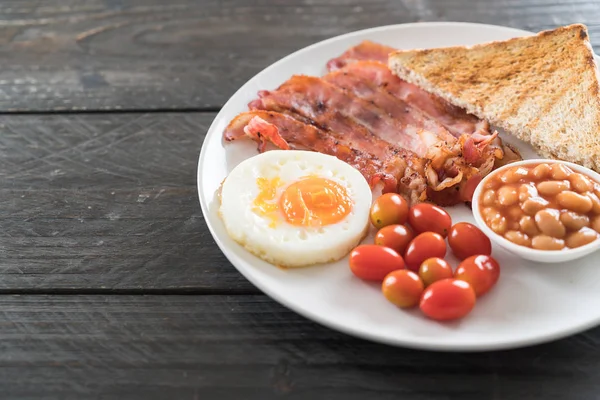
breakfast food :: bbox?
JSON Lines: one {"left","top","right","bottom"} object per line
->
{"left": 479, "top": 162, "right": 600, "bottom": 250}
{"left": 347, "top": 198, "right": 500, "bottom": 321}
{"left": 388, "top": 24, "right": 600, "bottom": 173}
{"left": 349, "top": 244, "right": 405, "bottom": 280}
{"left": 327, "top": 40, "right": 395, "bottom": 70}
{"left": 223, "top": 38, "right": 522, "bottom": 207}
{"left": 374, "top": 224, "right": 414, "bottom": 255}
{"left": 224, "top": 111, "right": 403, "bottom": 193}
{"left": 454, "top": 255, "right": 500, "bottom": 297}
{"left": 322, "top": 61, "right": 481, "bottom": 139}
{"left": 448, "top": 222, "right": 492, "bottom": 260}
{"left": 382, "top": 270, "right": 424, "bottom": 308}
{"left": 219, "top": 150, "right": 372, "bottom": 268}
{"left": 418, "top": 258, "right": 453, "bottom": 287}
{"left": 407, "top": 203, "right": 452, "bottom": 237}
{"left": 369, "top": 193, "right": 409, "bottom": 228}
{"left": 213, "top": 24, "right": 600, "bottom": 325}
{"left": 419, "top": 279, "right": 477, "bottom": 321}
{"left": 404, "top": 232, "right": 447, "bottom": 272}
{"left": 327, "top": 58, "right": 492, "bottom": 138}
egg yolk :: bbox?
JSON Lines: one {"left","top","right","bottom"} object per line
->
{"left": 279, "top": 177, "right": 352, "bottom": 227}
{"left": 252, "top": 176, "right": 353, "bottom": 228}
{"left": 252, "top": 177, "right": 282, "bottom": 227}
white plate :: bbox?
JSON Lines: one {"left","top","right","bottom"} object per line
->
{"left": 198, "top": 22, "right": 600, "bottom": 351}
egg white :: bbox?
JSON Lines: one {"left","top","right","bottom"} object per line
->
{"left": 219, "top": 150, "right": 372, "bottom": 268}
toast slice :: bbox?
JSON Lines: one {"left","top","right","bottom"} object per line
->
{"left": 388, "top": 24, "right": 600, "bottom": 172}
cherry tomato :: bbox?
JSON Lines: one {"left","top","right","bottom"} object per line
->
{"left": 375, "top": 224, "right": 414, "bottom": 255}
{"left": 454, "top": 255, "right": 500, "bottom": 297}
{"left": 418, "top": 257, "right": 453, "bottom": 287}
{"left": 448, "top": 222, "right": 492, "bottom": 260}
{"left": 419, "top": 279, "right": 476, "bottom": 321}
{"left": 404, "top": 232, "right": 447, "bottom": 272}
{"left": 381, "top": 270, "right": 424, "bottom": 308}
{"left": 370, "top": 193, "right": 409, "bottom": 229}
{"left": 407, "top": 203, "right": 452, "bottom": 237}
{"left": 460, "top": 175, "right": 482, "bottom": 202}
{"left": 349, "top": 244, "right": 405, "bottom": 281}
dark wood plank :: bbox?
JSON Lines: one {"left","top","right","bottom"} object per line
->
{"left": 0, "top": 112, "right": 255, "bottom": 291}
{"left": 0, "top": 294, "right": 597, "bottom": 399}
{"left": 0, "top": 0, "right": 598, "bottom": 111}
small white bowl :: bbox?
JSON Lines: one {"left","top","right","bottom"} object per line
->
{"left": 472, "top": 159, "right": 600, "bottom": 263}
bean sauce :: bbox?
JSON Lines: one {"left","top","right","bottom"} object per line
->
{"left": 479, "top": 163, "right": 600, "bottom": 250}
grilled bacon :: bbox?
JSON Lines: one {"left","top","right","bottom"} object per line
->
{"left": 326, "top": 60, "right": 489, "bottom": 138}
{"left": 327, "top": 40, "right": 395, "bottom": 71}
{"left": 249, "top": 75, "right": 429, "bottom": 155}
{"left": 221, "top": 41, "right": 522, "bottom": 206}
{"left": 322, "top": 68, "right": 456, "bottom": 147}
{"left": 223, "top": 110, "right": 428, "bottom": 201}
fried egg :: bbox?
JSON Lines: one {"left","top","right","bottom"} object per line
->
{"left": 219, "top": 150, "right": 372, "bottom": 268}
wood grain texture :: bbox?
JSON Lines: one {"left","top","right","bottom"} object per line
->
{"left": 0, "top": 112, "right": 255, "bottom": 291}
{"left": 0, "top": 294, "right": 596, "bottom": 399}
{"left": 0, "top": 0, "right": 597, "bottom": 111}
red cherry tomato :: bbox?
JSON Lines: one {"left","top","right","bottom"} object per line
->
{"left": 374, "top": 224, "right": 414, "bottom": 255}
{"left": 460, "top": 175, "right": 482, "bottom": 202}
{"left": 349, "top": 244, "right": 405, "bottom": 281}
{"left": 370, "top": 193, "right": 409, "bottom": 229}
{"left": 448, "top": 222, "right": 492, "bottom": 260}
{"left": 454, "top": 255, "right": 500, "bottom": 297}
{"left": 418, "top": 257, "right": 453, "bottom": 287}
{"left": 419, "top": 279, "right": 476, "bottom": 321}
{"left": 381, "top": 270, "right": 424, "bottom": 308}
{"left": 407, "top": 203, "right": 452, "bottom": 237}
{"left": 404, "top": 232, "right": 447, "bottom": 272}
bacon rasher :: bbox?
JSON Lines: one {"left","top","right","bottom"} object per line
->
{"left": 326, "top": 40, "right": 395, "bottom": 71}
{"left": 327, "top": 59, "right": 489, "bottom": 138}
{"left": 322, "top": 67, "right": 455, "bottom": 146}
{"left": 221, "top": 40, "right": 522, "bottom": 206}
{"left": 223, "top": 110, "right": 428, "bottom": 202}
{"left": 249, "top": 75, "right": 430, "bottom": 156}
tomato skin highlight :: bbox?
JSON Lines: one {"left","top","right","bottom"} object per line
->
{"left": 404, "top": 232, "right": 447, "bottom": 272}
{"left": 454, "top": 255, "right": 500, "bottom": 297}
{"left": 349, "top": 244, "right": 405, "bottom": 281}
{"left": 448, "top": 222, "right": 492, "bottom": 260}
{"left": 381, "top": 270, "right": 424, "bottom": 308}
{"left": 374, "top": 224, "right": 414, "bottom": 255}
{"left": 407, "top": 203, "right": 452, "bottom": 237}
{"left": 418, "top": 257, "right": 453, "bottom": 287}
{"left": 419, "top": 279, "right": 477, "bottom": 321}
{"left": 370, "top": 193, "right": 409, "bottom": 229}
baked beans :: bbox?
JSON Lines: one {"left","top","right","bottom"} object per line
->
{"left": 519, "top": 216, "right": 539, "bottom": 237}
{"left": 479, "top": 162, "right": 600, "bottom": 250}
{"left": 560, "top": 211, "right": 589, "bottom": 231}
{"left": 592, "top": 215, "right": 600, "bottom": 233}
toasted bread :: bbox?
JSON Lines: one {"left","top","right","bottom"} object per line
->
{"left": 388, "top": 24, "right": 600, "bottom": 172}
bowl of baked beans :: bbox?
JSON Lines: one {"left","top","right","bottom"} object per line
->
{"left": 472, "top": 159, "right": 600, "bottom": 263}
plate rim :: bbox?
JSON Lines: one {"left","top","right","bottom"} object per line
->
{"left": 197, "top": 21, "right": 600, "bottom": 351}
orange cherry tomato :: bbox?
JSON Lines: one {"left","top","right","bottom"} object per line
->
{"left": 407, "top": 203, "right": 452, "bottom": 237}
{"left": 418, "top": 257, "right": 453, "bottom": 287}
{"left": 404, "top": 232, "right": 447, "bottom": 272}
{"left": 454, "top": 255, "right": 500, "bottom": 297}
{"left": 370, "top": 193, "right": 409, "bottom": 229}
{"left": 349, "top": 244, "right": 405, "bottom": 281}
{"left": 419, "top": 278, "right": 476, "bottom": 321}
{"left": 374, "top": 224, "right": 414, "bottom": 255}
{"left": 448, "top": 222, "right": 492, "bottom": 260}
{"left": 381, "top": 270, "right": 424, "bottom": 308}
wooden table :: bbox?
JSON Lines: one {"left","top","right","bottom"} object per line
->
{"left": 3, "top": 1, "right": 599, "bottom": 398}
